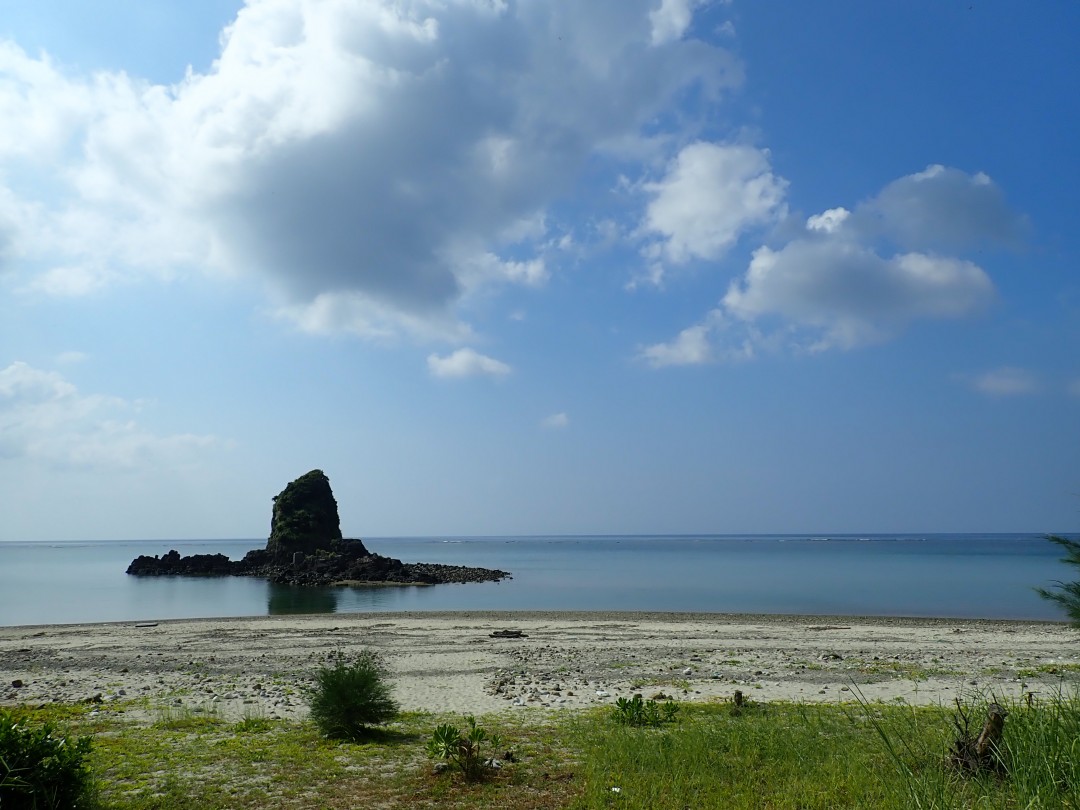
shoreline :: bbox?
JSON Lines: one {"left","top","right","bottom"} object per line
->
{"left": 2, "top": 612, "right": 1077, "bottom": 721}
{"left": 2, "top": 608, "right": 1068, "bottom": 632}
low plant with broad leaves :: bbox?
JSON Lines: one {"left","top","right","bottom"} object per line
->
{"left": 611, "top": 694, "right": 680, "bottom": 727}
{"left": 427, "top": 715, "right": 504, "bottom": 781}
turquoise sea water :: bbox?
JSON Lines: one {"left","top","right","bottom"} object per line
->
{"left": 0, "top": 534, "right": 1073, "bottom": 626}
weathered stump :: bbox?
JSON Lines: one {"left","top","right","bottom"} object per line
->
{"left": 950, "top": 701, "right": 1008, "bottom": 774}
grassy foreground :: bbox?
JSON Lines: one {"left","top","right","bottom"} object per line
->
{"left": 6, "top": 690, "right": 1080, "bottom": 809}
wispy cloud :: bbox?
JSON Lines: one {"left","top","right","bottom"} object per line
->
{"left": 640, "top": 324, "right": 713, "bottom": 368}
{"left": 964, "top": 367, "right": 1039, "bottom": 396}
{"left": 427, "top": 348, "right": 511, "bottom": 379}
{"left": 0, "top": 361, "right": 223, "bottom": 469}
{"left": 541, "top": 412, "right": 569, "bottom": 429}
{"left": 55, "top": 350, "right": 88, "bottom": 365}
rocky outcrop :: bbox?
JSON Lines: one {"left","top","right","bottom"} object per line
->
{"left": 126, "top": 471, "right": 509, "bottom": 586}
{"left": 265, "top": 470, "right": 353, "bottom": 560}
{"left": 126, "top": 550, "right": 235, "bottom": 577}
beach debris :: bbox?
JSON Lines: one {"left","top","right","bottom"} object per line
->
{"left": 808, "top": 625, "right": 850, "bottom": 631}
{"left": 819, "top": 652, "right": 843, "bottom": 661}
{"left": 134, "top": 622, "right": 158, "bottom": 628}
{"left": 490, "top": 629, "right": 527, "bottom": 639}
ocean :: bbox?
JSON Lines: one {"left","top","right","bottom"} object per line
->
{"left": 0, "top": 534, "right": 1073, "bottom": 627}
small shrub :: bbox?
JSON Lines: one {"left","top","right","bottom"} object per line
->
{"left": 611, "top": 694, "right": 680, "bottom": 727}
{"left": 307, "top": 650, "right": 398, "bottom": 740}
{"left": 427, "top": 716, "right": 503, "bottom": 781}
{"left": 0, "top": 709, "right": 95, "bottom": 809}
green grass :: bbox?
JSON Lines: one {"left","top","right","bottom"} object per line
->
{"left": 628, "top": 676, "right": 691, "bottom": 692}
{"left": 1017, "top": 662, "right": 1080, "bottom": 678}
{"left": 152, "top": 705, "right": 228, "bottom": 732}
{"left": 573, "top": 693, "right": 1080, "bottom": 809}
{"left": 847, "top": 658, "right": 963, "bottom": 681}
{"left": 6, "top": 690, "right": 1079, "bottom": 809}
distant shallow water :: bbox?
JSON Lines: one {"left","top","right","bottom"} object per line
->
{"left": 0, "top": 534, "right": 1073, "bottom": 626}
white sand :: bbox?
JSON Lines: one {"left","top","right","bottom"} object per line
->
{"left": 2, "top": 613, "right": 1076, "bottom": 720}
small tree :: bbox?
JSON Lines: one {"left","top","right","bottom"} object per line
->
{"left": 307, "top": 651, "right": 398, "bottom": 740}
{"left": 1036, "top": 535, "right": 1080, "bottom": 627}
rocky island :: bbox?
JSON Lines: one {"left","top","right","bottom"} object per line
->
{"left": 126, "top": 470, "right": 510, "bottom": 586}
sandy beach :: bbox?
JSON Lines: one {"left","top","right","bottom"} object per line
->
{"left": 2, "top": 613, "right": 1077, "bottom": 721}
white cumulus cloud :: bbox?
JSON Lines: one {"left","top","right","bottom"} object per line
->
{"left": 723, "top": 243, "right": 994, "bottom": 351}
{"left": 641, "top": 141, "right": 787, "bottom": 268}
{"left": 852, "top": 164, "right": 1027, "bottom": 250}
{"left": 0, "top": 0, "right": 739, "bottom": 341}
{"left": 427, "top": 348, "right": 511, "bottom": 379}
{"left": 644, "top": 166, "right": 1014, "bottom": 364}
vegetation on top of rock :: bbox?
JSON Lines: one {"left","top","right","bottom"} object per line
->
{"left": 266, "top": 469, "right": 347, "bottom": 560}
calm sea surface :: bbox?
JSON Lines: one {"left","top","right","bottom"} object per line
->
{"left": 0, "top": 534, "right": 1074, "bottom": 626}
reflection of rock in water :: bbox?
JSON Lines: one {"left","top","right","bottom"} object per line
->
{"left": 268, "top": 583, "right": 338, "bottom": 615}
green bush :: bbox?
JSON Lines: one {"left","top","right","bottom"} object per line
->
{"left": 306, "top": 650, "right": 398, "bottom": 740}
{"left": 0, "top": 709, "right": 95, "bottom": 809}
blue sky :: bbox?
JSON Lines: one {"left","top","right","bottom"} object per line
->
{"left": 1, "top": 0, "right": 1077, "bottom": 541}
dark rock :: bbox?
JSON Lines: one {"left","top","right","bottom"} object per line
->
{"left": 126, "top": 470, "right": 509, "bottom": 587}
{"left": 266, "top": 470, "right": 359, "bottom": 560}
{"left": 11, "top": 679, "right": 23, "bottom": 688}
{"left": 126, "top": 550, "right": 234, "bottom": 576}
